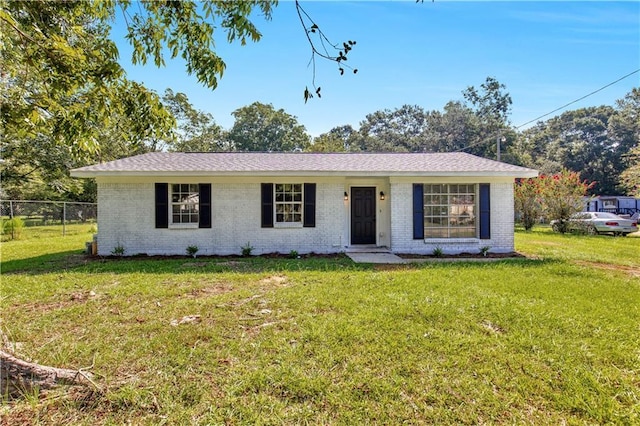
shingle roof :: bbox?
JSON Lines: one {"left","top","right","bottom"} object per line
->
{"left": 70, "top": 152, "right": 538, "bottom": 178}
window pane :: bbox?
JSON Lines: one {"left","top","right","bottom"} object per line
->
{"left": 170, "top": 183, "right": 200, "bottom": 225}
{"left": 274, "top": 182, "right": 303, "bottom": 223}
{"left": 423, "top": 184, "right": 477, "bottom": 239}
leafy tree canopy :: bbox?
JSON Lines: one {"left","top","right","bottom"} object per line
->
{"left": 0, "top": 0, "right": 276, "bottom": 156}
{"left": 227, "top": 102, "right": 311, "bottom": 152}
{"left": 308, "top": 125, "right": 359, "bottom": 152}
{"left": 356, "top": 105, "right": 429, "bottom": 152}
{"left": 612, "top": 88, "right": 640, "bottom": 196}
{"left": 162, "top": 89, "right": 228, "bottom": 152}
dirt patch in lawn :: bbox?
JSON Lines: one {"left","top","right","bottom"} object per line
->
{"left": 574, "top": 261, "right": 640, "bottom": 278}
{"left": 259, "top": 275, "right": 289, "bottom": 287}
{"left": 188, "top": 283, "right": 235, "bottom": 297}
{"left": 15, "top": 290, "right": 100, "bottom": 313}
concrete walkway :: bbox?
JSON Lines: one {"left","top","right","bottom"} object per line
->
{"left": 345, "top": 252, "right": 406, "bottom": 264}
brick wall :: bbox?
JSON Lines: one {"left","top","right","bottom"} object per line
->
{"left": 96, "top": 180, "right": 346, "bottom": 256}
{"left": 96, "top": 177, "right": 517, "bottom": 256}
{"left": 390, "top": 181, "right": 516, "bottom": 255}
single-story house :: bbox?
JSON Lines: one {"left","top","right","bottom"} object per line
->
{"left": 70, "top": 152, "right": 538, "bottom": 256}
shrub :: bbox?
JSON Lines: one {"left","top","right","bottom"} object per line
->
{"left": 3, "top": 217, "right": 24, "bottom": 240}
{"left": 289, "top": 250, "right": 299, "bottom": 259}
{"left": 241, "top": 242, "right": 254, "bottom": 257}
{"left": 538, "top": 170, "right": 594, "bottom": 233}
{"left": 186, "top": 245, "right": 199, "bottom": 258}
{"left": 111, "top": 244, "right": 125, "bottom": 256}
{"left": 515, "top": 170, "right": 594, "bottom": 234}
{"left": 514, "top": 178, "right": 542, "bottom": 231}
{"left": 432, "top": 246, "right": 443, "bottom": 257}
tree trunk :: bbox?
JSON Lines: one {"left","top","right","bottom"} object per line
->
{"left": 1, "top": 349, "right": 94, "bottom": 397}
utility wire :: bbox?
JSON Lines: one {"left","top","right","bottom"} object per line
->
{"left": 456, "top": 68, "right": 640, "bottom": 154}
{"left": 514, "top": 68, "right": 640, "bottom": 129}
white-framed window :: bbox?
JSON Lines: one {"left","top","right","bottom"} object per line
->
{"left": 171, "top": 184, "right": 199, "bottom": 224}
{"left": 424, "top": 184, "right": 476, "bottom": 238}
{"left": 275, "top": 183, "right": 302, "bottom": 224}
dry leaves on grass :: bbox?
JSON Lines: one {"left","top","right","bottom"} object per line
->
{"left": 170, "top": 315, "right": 201, "bottom": 326}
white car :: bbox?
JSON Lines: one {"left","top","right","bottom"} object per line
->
{"left": 552, "top": 212, "right": 638, "bottom": 236}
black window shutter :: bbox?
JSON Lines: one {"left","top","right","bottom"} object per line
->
{"left": 155, "top": 183, "right": 168, "bottom": 228}
{"left": 479, "top": 183, "right": 491, "bottom": 239}
{"left": 413, "top": 184, "right": 424, "bottom": 239}
{"left": 303, "top": 183, "right": 316, "bottom": 227}
{"left": 199, "top": 183, "right": 212, "bottom": 228}
{"left": 261, "top": 183, "right": 274, "bottom": 228}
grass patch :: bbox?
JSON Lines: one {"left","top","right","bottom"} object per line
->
{"left": 1, "top": 228, "right": 639, "bottom": 424}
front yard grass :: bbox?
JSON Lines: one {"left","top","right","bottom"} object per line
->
{"left": 1, "top": 226, "right": 639, "bottom": 424}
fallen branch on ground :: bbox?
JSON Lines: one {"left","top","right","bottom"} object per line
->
{"left": 1, "top": 348, "right": 97, "bottom": 397}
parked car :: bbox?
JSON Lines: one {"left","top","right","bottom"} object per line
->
{"left": 551, "top": 212, "right": 638, "bottom": 236}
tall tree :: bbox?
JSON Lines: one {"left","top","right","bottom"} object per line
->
{"left": 518, "top": 106, "right": 619, "bottom": 195}
{"left": 228, "top": 102, "right": 311, "bottom": 152}
{"left": 0, "top": 0, "right": 277, "bottom": 178}
{"left": 462, "top": 77, "right": 513, "bottom": 159}
{"left": 422, "top": 101, "right": 478, "bottom": 153}
{"left": 0, "top": 0, "right": 275, "bottom": 199}
{"left": 356, "top": 105, "right": 429, "bottom": 152}
{"left": 620, "top": 145, "right": 640, "bottom": 197}
{"left": 308, "top": 125, "right": 359, "bottom": 152}
{"left": 611, "top": 88, "right": 640, "bottom": 196}
{"left": 162, "top": 89, "right": 229, "bottom": 152}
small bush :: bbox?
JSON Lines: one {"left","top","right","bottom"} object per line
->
{"left": 111, "top": 244, "right": 125, "bottom": 256}
{"left": 289, "top": 250, "right": 299, "bottom": 259}
{"left": 479, "top": 246, "right": 490, "bottom": 256}
{"left": 432, "top": 246, "right": 443, "bottom": 257}
{"left": 186, "top": 245, "right": 199, "bottom": 258}
{"left": 241, "top": 242, "right": 254, "bottom": 257}
{"left": 3, "top": 217, "right": 24, "bottom": 240}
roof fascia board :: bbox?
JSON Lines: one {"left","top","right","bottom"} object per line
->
{"left": 71, "top": 170, "right": 538, "bottom": 179}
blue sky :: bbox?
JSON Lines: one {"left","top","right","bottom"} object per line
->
{"left": 112, "top": 1, "right": 640, "bottom": 136}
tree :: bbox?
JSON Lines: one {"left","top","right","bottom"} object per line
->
{"left": 308, "top": 125, "right": 359, "bottom": 152}
{"left": 517, "top": 106, "right": 621, "bottom": 195}
{"left": 611, "top": 88, "right": 640, "bottom": 196}
{"left": 162, "top": 89, "right": 229, "bottom": 152}
{"left": 620, "top": 144, "right": 640, "bottom": 197}
{"left": 1, "top": 1, "right": 179, "bottom": 155}
{"left": 462, "top": 77, "right": 513, "bottom": 159}
{"left": 422, "top": 101, "right": 478, "bottom": 153}
{"left": 514, "top": 178, "right": 542, "bottom": 231}
{"left": 537, "top": 170, "right": 594, "bottom": 234}
{"left": 0, "top": 0, "right": 278, "bottom": 180}
{"left": 227, "top": 102, "right": 311, "bottom": 152}
{"left": 1, "top": 1, "right": 277, "bottom": 200}
{"left": 356, "top": 105, "right": 429, "bottom": 152}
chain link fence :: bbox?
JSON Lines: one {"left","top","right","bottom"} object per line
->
{"left": 0, "top": 200, "right": 97, "bottom": 235}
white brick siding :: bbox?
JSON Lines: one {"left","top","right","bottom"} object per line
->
{"left": 96, "top": 176, "right": 517, "bottom": 256}
{"left": 96, "top": 180, "right": 346, "bottom": 256}
{"left": 389, "top": 180, "right": 516, "bottom": 255}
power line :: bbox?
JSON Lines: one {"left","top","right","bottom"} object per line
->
{"left": 456, "top": 68, "right": 640, "bottom": 154}
{"left": 514, "top": 68, "right": 640, "bottom": 129}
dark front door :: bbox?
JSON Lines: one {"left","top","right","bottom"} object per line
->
{"left": 351, "top": 187, "right": 376, "bottom": 244}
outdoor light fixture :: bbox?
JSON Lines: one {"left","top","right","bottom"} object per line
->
{"left": 344, "top": 191, "right": 349, "bottom": 201}
{"left": 380, "top": 191, "right": 385, "bottom": 200}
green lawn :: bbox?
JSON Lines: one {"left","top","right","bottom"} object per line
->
{"left": 1, "top": 226, "right": 639, "bottom": 424}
